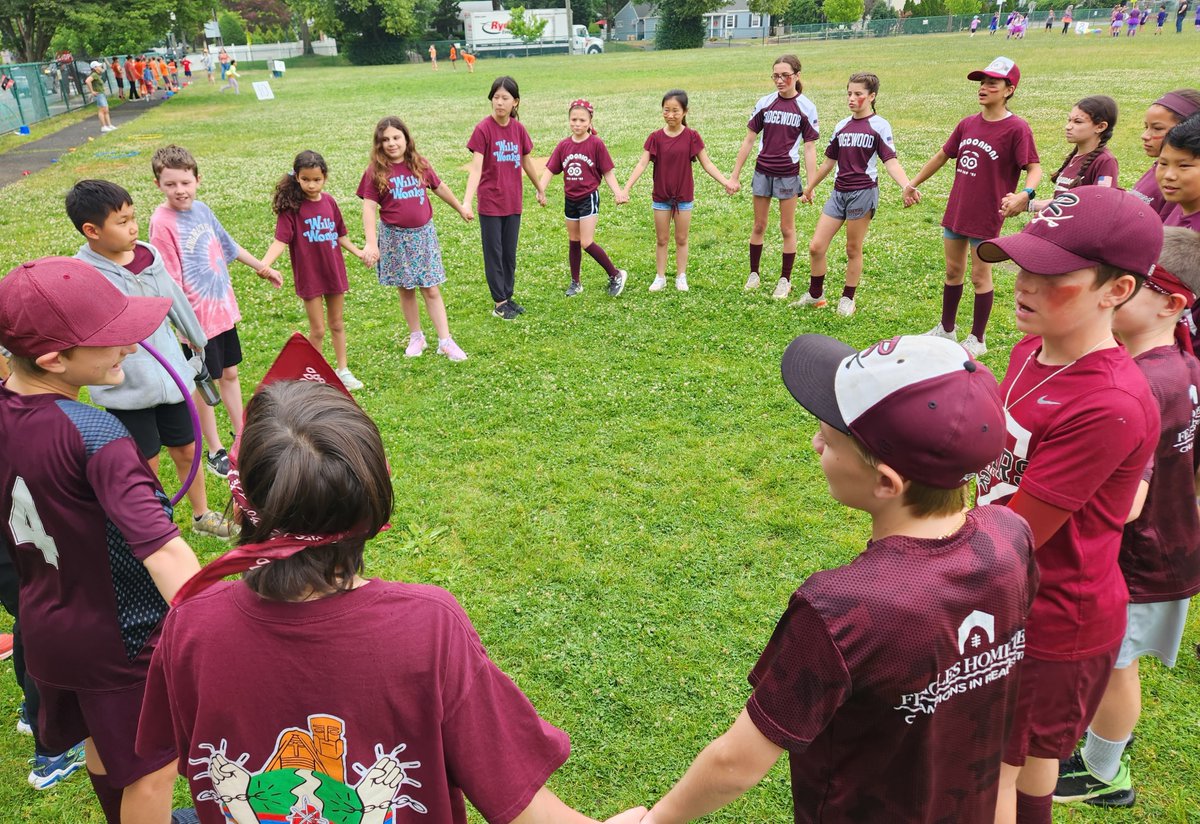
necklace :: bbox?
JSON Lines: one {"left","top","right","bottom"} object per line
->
{"left": 1004, "top": 337, "right": 1112, "bottom": 411}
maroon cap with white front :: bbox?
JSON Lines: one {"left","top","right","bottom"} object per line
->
{"left": 781, "top": 334, "right": 1005, "bottom": 488}
{"left": 977, "top": 186, "right": 1165, "bottom": 277}
{"left": 968, "top": 56, "right": 1020, "bottom": 87}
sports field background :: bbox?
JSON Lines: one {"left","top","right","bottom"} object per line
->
{"left": 0, "top": 31, "right": 1197, "bottom": 822}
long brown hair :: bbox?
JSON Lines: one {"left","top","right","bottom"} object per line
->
{"left": 369, "top": 116, "right": 431, "bottom": 196}
{"left": 273, "top": 150, "right": 327, "bottom": 215}
{"left": 1051, "top": 95, "right": 1118, "bottom": 188}
{"left": 774, "top": 54, "right": 803, "bottom": 95}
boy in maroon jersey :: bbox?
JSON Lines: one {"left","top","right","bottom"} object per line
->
{"left": 0, "top": 257, "right": 202, "bottom": 824}
{"left": 974, "top": 186, "right": 1163, "bottom": 824}
{"left": 1052, "top": 227, "right": 1200, "bottom": 808}
{"left": 640, "top": 334, "right": 1037, "bottom": 824}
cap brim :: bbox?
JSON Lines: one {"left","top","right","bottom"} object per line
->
{"left": 780, "top": 334, "right": 854, "bottom": 432}
{"left": 79, "top": 295, "right": 171, "bottom": 348}
{"left": 977, "top": 233, "right": 1095, "bottom": 275}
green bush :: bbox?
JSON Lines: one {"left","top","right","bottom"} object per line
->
{"left": 345, "top": 32, "right": 411, "bottom": 65}
{"left": 655, "top": 12, "right": 706, "bottom": 48}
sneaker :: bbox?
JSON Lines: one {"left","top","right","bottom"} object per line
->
{"left": 205, "top": 448, "right": 230, "bottom": 478}
{"left": 924, "top": 323, "right": 957, "bottom": 341}
{"left": 437, "top": 339, "right": 468, "bottom": 362}
{"left": 837, "top": 296, "right": 856, "bottom": 317}
{"left": 192, "top": 510, "right": 238, "bottom": 541}
{"left": 508, "top": 299, "right": 526, "bottom": 314}
{"left": 17, "top": 702, "right": 32, "bottom": 736}
{"left": 171, "top": 809, "right": 201, "bottom": 824}
{"left": 744, "top": 272, "right": 761, "bottom": 290}
{"left": 675, "top": 273, "right": 689, "bottom": 292}
{"left": 28, "top": 742, "right": 86, "bottom": 790}
{"left": 100, "top": 125, "right": 115, "bottom": 132}
{"left": 961, "top": 334, "right": 988, "bottom": 358}
{"left": 649, "top": 275, "right": 667, "bottom": 292}
{"left": 772, "top": 277, "right": 793, "bottom": 299}
{"left": 607, "top": 269, "right": 628, "bottom": 297}
{"left": 790, "top": 291, "right": 827, "bottom": 309}
{"left": 335, "top": 367, "right": 364, "bottom": 391}
{"left": 565, "top": 280, "right": 584, "bottom": 297}
{"left": 1054, "top": 751, "right": 1135, "bottom": 806}
{"left": 492, "top": 302, "right": 519, "bottom": 320}
{"left": 0, "top": 632, "right": 11, "bottom": 660}
{"left": 405, "top": 331, "right": 427, "bottom": 357}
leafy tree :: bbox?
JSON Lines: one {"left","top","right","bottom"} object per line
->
{"left": 749, "top": 0, "right": 789, "bottom": 33}
{"left": 824, "top": 0, "right": 864, "bottom": 20}
{"left": 655, "top": 0, "right": 726, "bottom": 48}
{"left": 866, "top": 0, "right": 898, "bottom": 18}
{"left": 903, "top": 0, "right": 947, "bottom": 14}
{"left": 0, "top": 0, "right": 65, "bottom": 61}
{"left": 429, "top": 0, "right": 463, "bottom": 38}
{"left": 229, "top": 0, "right": 293, "bottom": 31}
{"left": 781, "top": 0, "right": 823, "bottom": 24}
{"left": 219, "top": 9, "right": 249, "bottom": 44}
{"left": 507, "top": 5, "right": 549, "bottom": 54}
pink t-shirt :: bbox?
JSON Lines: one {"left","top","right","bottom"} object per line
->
{"left": 546, "top": 134, "right": 614, "bottom": 200}
{"left": 467, "top": 116, "right": 533, "bottom": 217}
{"left": 825, "top": 114, "right": 897, "bottom": 192}
{"left": 977, "top": 336, "right": 1160, "bottom": 659}
{"left": 149, "top": 201, "right": 242, "bottom": 339}
{"left": 1052, "top": 146, "right": 1119, "bottom": 192}
{"left": 643, "top": 127, "right": 705, "bottom": 204}
{"left": 357, "top": 161, "right": 442, "bottom": 230}
{"left": 273, "top": 193, "right": 349, "bottom": 299}
{"left": 940, "top": 113, "right": 1039, "bottom": 240}
{"left": 747, "top": 91, "right": 820, "bottom": 178}
{"left": 1131, "top": 163, "right": 1172, "bottom": 219}
{"left": 137, "top": 579, "right": 571, "bottom": 824}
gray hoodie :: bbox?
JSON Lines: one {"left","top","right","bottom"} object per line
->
{"left": 76, "top": 241, "right": 208, "bottom": 410}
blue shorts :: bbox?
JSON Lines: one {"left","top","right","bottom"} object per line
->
{"left": 653, "top": 200, "right": 694, "bottom": 211}
{"left": 943, "top": 227, "right": 985, "bottom": 247}
{"left": 94, "top": 93, "right": 108, "bottom": 109}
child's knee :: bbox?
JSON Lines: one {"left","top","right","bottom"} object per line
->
{"left": 420, "top": 285, "right": 442, "bottom": 300}
{"left": 220, "top": 366, "right": 239, "bottom": 383}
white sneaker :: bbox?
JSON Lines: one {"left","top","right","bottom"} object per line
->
{"left": 675, "top": 273, "right": 689, "bottom": 292}
{"left": 961, "top": 334, "right": 988, "bottom": 357}
{"left": 924, "top": 323, "right": 957, "bottom": 341}
{"left": 789, "top": 291, "right": 827, "bottom": 309}
{"left": 100, "top": 125, "right": 115, "bottom": 132}
{"left": 335, "top": 367, "right": 364, "bottom": 390}
{"left": 649, "top": 275, "right": 667, "bottom": 292}
{"left": 836, "top": 296, "right": 856, "bottom": 316}
{"left": 404, "top": 331, "right": 427, "bottom": 357}
{"left": 772, "top": 278, "right": 793, "bottom": 299}
{"left": 744, "top": 272, "right": 761, "bottom": 290}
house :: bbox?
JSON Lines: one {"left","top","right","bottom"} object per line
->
{"left": 612, "top": 0, "right": 770, "bottom": 42}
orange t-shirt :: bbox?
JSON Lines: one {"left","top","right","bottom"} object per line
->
{"left": 449, "top": 46, "right": 457, "bottom": 60}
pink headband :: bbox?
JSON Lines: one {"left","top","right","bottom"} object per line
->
{"left": 1155, "top": 92, "right": 1200, "bottom": 121}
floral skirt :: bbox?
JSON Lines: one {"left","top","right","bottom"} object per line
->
{"left": 377, "top": 221, "right": 446, "bottom": 290}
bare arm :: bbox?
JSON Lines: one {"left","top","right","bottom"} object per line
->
{"left": 337, "top": 235, "right": 364, "bottom": 259}
{"left": 730, "top": 129, "right": 758, "bottom": 182}
{"left": 462, "top": 151, "right": 485, "bottom": 208}
{"left": 522, "top": 153, "right": 547, "bottom": 207}
{"left": 432, "top": 181, "right": 473, "bottom": 222}
{"left": 142, "top": 536, "right": 202, "bottom": 604}
{"left": 1000, "top": 162, "right": 1045, "bottom": 217}
{"left": 696, "top": 148, "right": 736, "bottom": 194}
{"left": 802, "top": 140, "right": 818, "bottom": 197}
{"left": 802, "top": 157, "right": 837, "bottom": 203}
{"left": 234, "top": 247, "right": 282, "bottom": 288}
{"left": 361, "top": 199, "right": 380, "bottom": 267}
{"left": 259, "top": 238, "right": 288, "bottom": 270}
{"left": 509, "top": 787, "right": 646, "bottom": 824}
{"left": 903, "top": 149, "right": 951, "bottom": 206}
{"left": 603, "top": 169, "right": 627, "bottom": 203}
{"left": 624, "top": 150, "right": 652, "bottom": 195}
{"left": 882, "top": 156, "right": 912, "bottom": 191}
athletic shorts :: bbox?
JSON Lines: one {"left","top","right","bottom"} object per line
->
{"left": 36, "top": 679, "right": 177, "bottom": 787}
{"left": 751, "top": 171, "right": 800, "bottom": 200}
{"left": 115, "top": 77, "right": 124, "bottom": 89}
{"left": 94, "top": 93, "right": 108, "bottom": 109}
{"left": 564, "top": 191, "right": 600, "bottom": 221}
{"left": 652, "top": 200, "right": 694, "bottom": 211}
{"left": 107, "top": 402, "right": 194, "bottom": 459}
{"left": 823, "top": 187, "right": 879, "bottom": 221}
{"left": 1115, "top": 599, "right": 1190, "bottom": 668}
{"left": 204, "top": 327, "right": 243, "bottom": 377}
{"left": 943, "top": 227, "right": 986, "bottom": 246}
{"left": 1002, "top": 648, "right": 1118, "bottom": 765}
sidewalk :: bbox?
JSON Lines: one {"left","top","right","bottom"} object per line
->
{"left": 0, "top": 95, "right": 167, "bottom": 189}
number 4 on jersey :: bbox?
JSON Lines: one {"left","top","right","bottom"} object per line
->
{"left": 9, "top": 476, "right": 60, "bottom": 569}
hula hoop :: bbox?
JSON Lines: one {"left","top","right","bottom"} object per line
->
{"left": 139, "top": 341, "right": 202, "bottom": 507}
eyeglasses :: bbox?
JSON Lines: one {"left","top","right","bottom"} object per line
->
{"left": 771, "top": 73, "right": 795, "bottom": 81}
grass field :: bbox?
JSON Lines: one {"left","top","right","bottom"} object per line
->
{"left": 1, "top": 31, "right": 1199, "bottom": 823}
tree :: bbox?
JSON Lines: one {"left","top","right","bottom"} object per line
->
{"left": 0, "top": 0, "right": 64, "bottom": 62}
{"left": 945, "top": 0, "right": 981, "bottom": 16}
{"left": 824, "top": 0, "right": 864, "bottom": 20}
{"left": 219, "top": 10, "right": 249, "bottom": 44}
{"left": 429, "top": 0, "right": 462, "bottom": 38}
{"left": 749, "top": 0, "right": 788, "bottom": 36}
{"left": 866, "top": 0, "right": 898, "bottom": 18}
{"left": 506, "top": 5, "right": 549, "bottom": 54}
{"left": 655, "top": 0, "right": 726, "bottom": 48}
{"left": 781, "top": 0, "right": 823, "bottom": 24}
{"left": 229, "top": 0, "right": 293, "bottom": 31}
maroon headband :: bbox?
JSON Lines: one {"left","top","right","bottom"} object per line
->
{"left": 1155, "top": 92, "right": 1200, "bottom": 121}
{"left": 1143, "top": 265, "right": 1196, "bottom": 355}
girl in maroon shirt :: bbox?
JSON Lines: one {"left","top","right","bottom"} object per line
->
{"left": 1131, "top": 88, "right": 1200, "bottom": 218}
{"left": 1031, "top": 95, "right": 1119, "bottom": 211}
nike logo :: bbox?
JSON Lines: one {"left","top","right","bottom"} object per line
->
{"left": 1037, "top": 395, "right": 1062, "bottom": 405}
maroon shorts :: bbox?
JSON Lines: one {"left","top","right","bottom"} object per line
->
{"left": 36, "top": 679, "right": 177, "bottom": 787}
{"left": 1002, "top": 648, "right": 1119, "bottom": 765}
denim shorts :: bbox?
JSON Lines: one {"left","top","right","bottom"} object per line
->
{"left": 652, "top": 200, "right": 694, "bottom": 211}
{"left": 942, "top": 227, "right": 985, "bottom": 246}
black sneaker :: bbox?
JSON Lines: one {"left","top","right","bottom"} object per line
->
{"left": 1054, "top": 751, "right": 1135, "bottom": 806}
{"left": 205, "top": 448, "right": 230, "bottom": 477}
{"left": 508, "top": 299, "right": 526, "bottom": 314}
{"left": 607, "top": 269, "right": 627, "bottom": 297}
{"left": 492, "top": 302, "right": 519, "bottom": 320}
{"left": 565, "top": 281, "right": 583, "bottom": 297}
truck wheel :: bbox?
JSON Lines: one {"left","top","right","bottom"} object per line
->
{"left": 504, "top": 51, "right": 518, "bottom": 58}
{"left": 587, "top": 44, "right": 601, "bottom": 53}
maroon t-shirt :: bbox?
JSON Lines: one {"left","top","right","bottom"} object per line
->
{"left": 0, "top": 385, "right": 179, "bottom": 690}
{"left": 467, "top": 116, "right": 533, "bottom": 217}
{"left": 274, "top": 193, "right": 350, "bottom": 299}
{"left": 976, "top": 337, "right": 1159, "bottom": 659}
{"left": 825, "top": 114, "right": 897, "bottom": 192}
{"left": 125, "top": 243, "right": 155, "bottom": 275}
{"left": 138, "top": 579, "right": 570, "bottom": 824}
{"left": 1120, "top": 345, "right": 1200, "bottom": 602}
{"left": 546, "top": 134, "right": 614, "bottom": 200}
{"left": 940, "top": 112, "right": 1039, "bottom": 239}
{"left": 1131, "top": 163, "right": 1172, "bottom": 219}
{"left": 748, "top": 92, "right": 820, "bottom": 178}
{"left": 1164, "top": 204, "right": 1200, "bottom": 230}
{"left": 1052, "top": 146, "right": 1118, "bottom": 192}
{"left": 644, "top": 127, "right": 705, "bottom": 203}
{"left": 357, "top": 161, "right": 441, "bottom": 230}
{"left": 747, "top": 506, "right": 1037, "bottom": 824}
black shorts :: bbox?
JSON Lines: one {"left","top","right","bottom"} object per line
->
{"left": 108, "top": 402, "right": 195, "bottom": 458}
{"left": 564, "top": 191, "right": 600, "bottom": 221}
{"left": 115, "top": 77, "right": 124, "bottom": 89}
{"left": 204, "top": 327, "right": 243, "bottom": 377}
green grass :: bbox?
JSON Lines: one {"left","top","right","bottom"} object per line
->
{"left": 1, "top": 33, "right": 1199, "bottom": 823}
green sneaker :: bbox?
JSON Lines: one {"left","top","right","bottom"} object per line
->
{"left": 1053, "top": 751, "right": 1135, "bottom": 807}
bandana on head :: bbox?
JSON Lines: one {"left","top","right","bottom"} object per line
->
{"left": 570, "top": 98, "right": 596, "bottom": 135}
{"left": 1143, "top": 265, "right": 1196, "bottom": 355}
{"left": 1155, "top": 92, "right": 1200, "bottom": 122}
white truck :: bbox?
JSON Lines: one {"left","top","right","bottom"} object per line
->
{"left": 464, "top": 8, "right": 604, "bottom": 57}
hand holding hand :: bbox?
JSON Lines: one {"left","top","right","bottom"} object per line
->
{"left": 800, "top": 188, "right": 813, "bottom": 204}
{"left": 604, "top": 808, "right": 649, "bottom": 824}
{"left": 258, "top": 266, "right": 283, "bottom": 288}
{"left": 362, "top": 244, "right": 380, "bottom": 267}
{"left": 999, "top": 191, "right": 1028, "bottom": 217}
{"left": 724, "top": 181, "right": 740, "bottom": 196}
{"left": 614, "top": 190, "right": 629, "bottom": 205}
{"left": 536, "top": 189, "right": 547, "bottom": 207}
{"left": 902, "top": 185, "right": 920, "bottom": 208}
{"left": 459, "top": 205, "right": 474, "bottom": 222}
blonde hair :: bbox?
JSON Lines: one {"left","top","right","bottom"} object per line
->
{"left": 849, "top": 435, "right": 970, "bottom": 518}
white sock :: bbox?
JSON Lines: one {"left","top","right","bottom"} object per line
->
{"left": 1081, "top": 728, "right": 1128, "bottom": 782}
{"left": 438, "top": 338, "right": 452, "bottom": 347}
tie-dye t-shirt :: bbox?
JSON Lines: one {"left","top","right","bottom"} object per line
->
{"left": 149, "top": 201, "right": 241, "bottom": 339}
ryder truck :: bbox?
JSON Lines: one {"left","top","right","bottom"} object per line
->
{"left": 463, "top": 8, "right": 605, "bottom": 57}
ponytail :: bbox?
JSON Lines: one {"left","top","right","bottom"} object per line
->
{"left": 272, "top": 173, "right": 304, "bottom": 215}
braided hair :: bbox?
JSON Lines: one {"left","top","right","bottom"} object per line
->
{"left": 1051, "top": 95, "right": 1118, "bottom": 189}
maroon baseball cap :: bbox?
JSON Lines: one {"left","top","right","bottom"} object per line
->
{"left": 781, "top": 334, "right": 1005, "bottom": 489}
{"left": 968, "top": 56, "right": 1020, "bottom": 87}
{"left": 977, "top": 186, "right": 1164, "bottom": 277}
{"left": 0, "top": 257, "right": 170, "bottom": 358}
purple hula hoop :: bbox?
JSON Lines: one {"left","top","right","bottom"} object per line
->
{"left": 139, "top": 341, "right": 203, "bottom": 506}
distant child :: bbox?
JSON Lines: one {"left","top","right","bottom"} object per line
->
{"left": 1158, "top": 112, "right": 1200, "bottom": 232}
{"left": 464, "top": 48, "right": 476, "bottom": 73}
{"left": 202, "top": 51, "right": 213, "bottom": 84}
{"left": 141, "top": 56, "right": 154, "bottom": 97}
{"left": 1030, "top": 95, "right": 1118, "bottom": 211}
{"left": 182, "top": 57, "right": 192, "bottom": 81}
{"left": 125, "top": 55, "right": 140, "bottom": 100}
{"left": 1063, "top": 4, "right": 1074, "bottom": 31}
{"left": 84, "top": 61, "right": 115, "bottom": 133}
{"left": 148, "top": 144, "right": 283, "bottom": 478}
{"left": 730, "top": 54, "right": 820, "bottom": 300}
{"left": 359, "top": 117, "right": 472, "bottom": 361}
{"left": 260, "top": 151, "right": 367, "bottom": 388}
{"left": 463, "top": 76, "right": 545, "bottom": 320}
{"left": 971, "top": 14, "right": 981, "bottom": 34}
{"left": 904, "top": 57, "right": 1041, "bottom": 357}
{"left": 449, "top": 43, "right": 458, "bottom": 69}
{"left": 640, "top": 333, "right": 1035, "bottom": 824}
{"left": 0, "top": 257, "right": 202, "bottom": 824}
{"left": 1052, "top": 227, "right": 1200, "bottom": 808}
{"left": 1127, "top": 5, "right": 1141, "bottom": 33}
{"left": 974, "top": 186, "right": 1162, "bottom": 824}
{"left": 67, "top": 179, "right": 236, "bottom": 540}
{"left": 220, "top": 59, "right": 239, "bottom": 94}
{"left": 990, "top": 12, "right": 1000, "bottom": 33}
{"left": 1131, "top": 89, "right": 1200, "bottom": 218}
{"left": 1045, "top": 8, "right": 1056, "bottom": 30}
{"left": 109, "top": 57, "right": 124, "bottom": 99}
{"left": 797, "top": 72, "right": 914, "bottom": 317}
{"left": 539, "top": 99, "right": 629, "bottom": 297}
{"left": 1155, "top": 3, "right": 1167, "bottom": 31}
{"left": 137, "top": 379, "right": 647, "bottom": 824}
{"left": 624, "top": 89, "right": 735, "bottom": 292}
{"left": 428, "top": 43, "right": 438, "bottom": 70}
